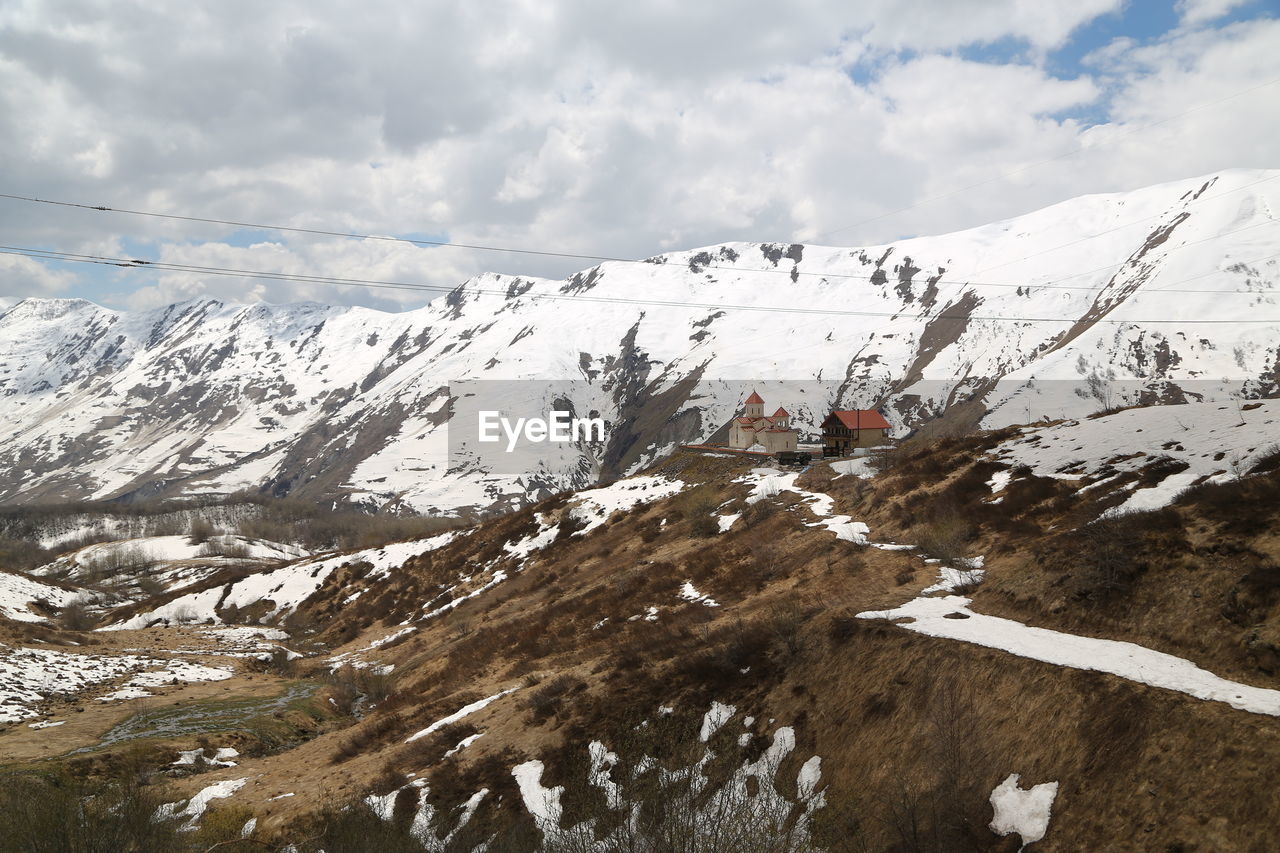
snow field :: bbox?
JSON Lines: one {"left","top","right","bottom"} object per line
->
{"left": 990, "top": 400, "right": 1280, "bottom": 516}
{"left": 858, "top": 595, "right": 1280, "bottom": 717}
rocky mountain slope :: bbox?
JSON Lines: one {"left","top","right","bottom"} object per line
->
{"left": 0, "top": 169, "right": 1277, "bottom": 515}
{"left": 3, "top": 400, "right": 1280, "bottom": 850}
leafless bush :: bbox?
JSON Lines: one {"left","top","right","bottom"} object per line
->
{"left": 1070, "top": 511, "right": 1149, "bottom": 603}
{"left": 763, "top": 597, "right": 808, "bottom": 661}
{"left": 258, "top": 646, "right": 298, "bottom": 677}
{"left": 58, "top": 601, "right": 97, "bottom": 631}
{"left": 0, "top": 772, "right": 182, "bottom": 852}
{"left": 187, "top": 516, "right": 216, "bottom": 545}
{"left": 84, "top": 544, "right": 153, "bottom": 582}
{"left": 678, "top": 487, "right": 722, "bottom": 538}
{"left": 326, "top": 665, "right": 399, "bottom": 709}
{"left": 526, "top": 674, "right": 585, "bottom": 722}
{"left": 197, "top": 537, "right": 253, "bottom": 559}
{"left": 136, "top": 575, "right": 165, "bottom": 597}
{"left": 532, "top": 711, "right": 830, "bottom": 853}
{"left": 911, "top": 510, "right": 973, "bottom": 564}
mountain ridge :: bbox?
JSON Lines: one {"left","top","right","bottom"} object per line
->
{"left": 1, "top": 168, "right": 1277, "bottom": 514}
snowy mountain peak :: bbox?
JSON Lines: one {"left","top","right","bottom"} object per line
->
{"left": 0, "top": 170, "right": 1277, "bottom": 514}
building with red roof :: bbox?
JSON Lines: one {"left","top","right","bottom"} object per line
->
{"left": 728, "top": 390, "right": 798, "bottom": 453}
{"left": 821, "top": 409, "right": 892, "bottom": 456}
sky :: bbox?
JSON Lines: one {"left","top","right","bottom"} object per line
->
{"left": 0, "top": 0, "right": 1277, "bottom": 312}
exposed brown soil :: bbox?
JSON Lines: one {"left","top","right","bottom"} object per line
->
{"left": 6, "top": 441, "right": 1280, "bottom": 851}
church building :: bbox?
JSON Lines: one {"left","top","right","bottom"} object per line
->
{"left": 728, "top": 391, "right": 799, "bottom": 453}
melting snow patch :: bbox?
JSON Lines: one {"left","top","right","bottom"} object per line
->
{"left": 200, "top": 626, "right": 289, "bottom": 644}
{"left": 0, "top": 571, "right": 78, "bottom": 622}
{"left": 1, "top": 645, "right": 169, "bottom": 721}
{"left": 512, "top": 760, "right": 563, "bottom": 828}
{"left": 566, "top": 476, "right": 685, "bottom": 535}
{"left": 504, "top": 516, "right": 559, "bottom": 559}
{"left": 126, "top": 660, "right": 234, "bottom": 688}
{"left": 97, "top": 687, "right": 152, "bottom": 702}
{"left": 444, "top": 732, "right": 484, "bottom": 758}
{"left": 420, "top": 570, "right": 507, "bottom": 621}
{"left": 738, "top": 467, "right": 875, "bottom": 545}
{"left": 679, "top": 582, "right": 719, "bottom": 607}
{"left": 717, "top": 513, "right": 740, "bottom": 533}
{"left": 406, "top": 687, "right": 519, "bottom": 742}
{"left": 699, "top": 701, "right": 735, "bottom": 741}
{"left": 921, "top": 557, "right": 986, "bottom": 595}
{"left": 989, "top": 773, "right": 1058, "bottom": 845}
{"left": 157, "top": 778, "right": 248, "bottom": 831}
{"left": 27, "top": 719, "right": 64, "bottom": 729}
{"left": 369, "top": 626, "right": 416, "bottom": 648}
{"left": 829, "top": 457, "right": 878, "bottom": 478}
{"left": 797, "top": 756, "right": 823, "bottom": 801}
{"left": 174, "top": 747, "right": 239, "bottom": 768}
{"left": 859, "top": 595, "right": 1280, "bottom": 716}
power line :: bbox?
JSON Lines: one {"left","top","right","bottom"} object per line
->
{"left": 0, "top": 193, "right": 1274, "bottom": 294}
{"left": 811, "top": 75, "right": 1280, "bottom": 240}
{"left": 0, "top": 168, "right": 1276, "bottom": 294}
{"left": 3, "top": 242, "right": 1278, "bottom": 324}
{"left": 5, "top": 208, "right": 1277, "bottom": 295}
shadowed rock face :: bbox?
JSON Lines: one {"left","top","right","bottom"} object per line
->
{"left": 1, "top": 171, "right": 1278, "bottom": 515}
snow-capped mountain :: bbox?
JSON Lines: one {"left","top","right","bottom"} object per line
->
{"left": 0, "top": 169, "right": 1277, "bottom": 515}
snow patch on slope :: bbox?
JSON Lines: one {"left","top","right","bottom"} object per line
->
{"left": 858, "top": 595, "right": 1280, "bottom": 717}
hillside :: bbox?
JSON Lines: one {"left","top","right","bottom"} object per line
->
{"left": 2, "top": 400, "right": 1279, "bottom": 850}
{"left": 0, "top": 170, "right": 1277, "bottom": 515}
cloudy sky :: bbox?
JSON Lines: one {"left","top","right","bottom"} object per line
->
{"left": 0, "top": 0, "right": 1277, "bottom": 311}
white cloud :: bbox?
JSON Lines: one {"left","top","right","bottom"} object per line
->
{"left": 0, "top": 1, "right": 1275, "bottom": 309}
{"left": 0, "top": 253, "right": 76, "bottom": 297}
{"left": 1176, "top": 0, "right": 1252, "bottom": 26}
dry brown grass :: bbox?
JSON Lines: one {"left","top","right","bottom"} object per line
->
{"left": 38, "top": 444, "right": 1279, "bottom": 851}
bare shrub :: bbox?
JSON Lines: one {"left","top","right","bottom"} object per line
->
{"left": 197, "top": 537, "right": 253, "bottom": 559}
{"left": 187, "top": 516, "right": 216, "bottom": 545}
{"left": 528, "top": 711, "right": 829, "bottom": 853}
{"left": 679, "top": 487, "right": 722, "bottom": 538}
{"left": 525, "top": 674, "right": 585, "bottom": 722}
{"left": 136, "top": 575, "right": 165, "bottom": 598}
{"left": 1069, "top": 511, "right": 1152, "bottom": 603}
{"left": 762, "top": 597, "right": 808, "bottom": 661}
{"left": 58, "top": 601, "right": 97, "bottom": 632}
{"left": 330, "top": 711, "right": 405, "bottom": 763}
{"left": 911, "top": 508, "right": 973, "bottom": 564}
{"left": 256, "top": 646, "right": 298, "bottom": 677}
{"left": 0, "top": 772, "right": 182, "bottom": 852}
{"left": 749, "top": 542, "right": 783, "bottom": 589}
{"left": 84, "top": 544, "right": 153, "bottom": 582}
{"left": 326, "top": 665, "right": 399, "bottom": 709}
{"left": 827, "top": 612, "right": 864, "bottom": 645}
{"left": 168, "top": 604, "right": 200, "bottom": 625}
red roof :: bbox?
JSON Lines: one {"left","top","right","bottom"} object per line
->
{"left": 825, "top": 410, "right": 891, "bottom": 430}
{"left": 744, "top": 390, "right": 764, "bottom": 404}
{"left": 772, "top": 407, "right": 789, "bottom": 417}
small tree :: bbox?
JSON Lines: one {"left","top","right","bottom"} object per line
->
{"left": 187, "top": 516, "right": 216, "bottom": 545}
{"left": 1085, "top": 366, "right": 1116, "bottom": 413}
